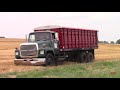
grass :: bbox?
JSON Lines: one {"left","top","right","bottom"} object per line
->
{"left": 1, "top": 60, "right": 120, "bottom": 78}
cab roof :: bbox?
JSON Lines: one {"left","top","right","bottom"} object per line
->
{"left": 34, "top": 25, "right": 62, "bottom": 30}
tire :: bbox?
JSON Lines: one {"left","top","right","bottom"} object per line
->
{"left": 45, "top": 53, "right": 55, "bottom": 66}
{"left": 77, "top": 52, "right": 87, "bottom": 63}
{"left": 87, "top": 52, "right": 94, "bottom": 63}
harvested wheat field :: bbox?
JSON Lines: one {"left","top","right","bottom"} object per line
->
{"left": 0, "top": 38, "right": 120, "bottom": 74}
{"left": 95, "top": 44, "right": 120, "bottom": 61}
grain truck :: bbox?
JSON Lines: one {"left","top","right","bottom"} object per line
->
{"left": 14, "top": 25, "right": 98, "bottom": 66}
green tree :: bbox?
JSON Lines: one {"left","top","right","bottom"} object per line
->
{"left": 110, "top": 41, "right": 114, "bottom": 44}
{"left": 104, "top": 41, "right": 109, "bottom": 44}
{"left": 116, "top": 39, "right": 120, "bottom": 44}
{"left": 99, "top": 41, "right": 104, "bottom": 43}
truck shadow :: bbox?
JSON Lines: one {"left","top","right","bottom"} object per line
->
{"left": 42, "top": 60, "right": 78, "bottom": 67}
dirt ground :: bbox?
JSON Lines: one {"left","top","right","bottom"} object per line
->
{"left": 0, "top": 38, "right": 120, "bottom": 74}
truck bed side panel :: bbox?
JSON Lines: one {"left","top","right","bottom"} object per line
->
{"left": 52, "top": 28, "right": 98, "bottom": 50}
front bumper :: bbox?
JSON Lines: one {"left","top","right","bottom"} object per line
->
{"left": 14, "top": 58, "right": 45, "bottom": 66}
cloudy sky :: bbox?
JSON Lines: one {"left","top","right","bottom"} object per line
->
{"left": 0, "top": 12, "right": 119, "bottom": 42}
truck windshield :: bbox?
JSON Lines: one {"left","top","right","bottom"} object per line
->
{"left": 28, "top": 32, "right": 50, "bottom": 42}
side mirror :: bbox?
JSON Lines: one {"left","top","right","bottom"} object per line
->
{"left": 43, "top": 44, "right": 46, "bottom": 48}
{"left": 25, "top": 34, "right": 29, "bottom": 42}
{"left": 55, "top": 33, "right": 59, "bottom": 40}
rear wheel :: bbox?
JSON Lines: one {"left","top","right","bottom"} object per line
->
{"left": 87, "top": 52, "right": 94, "bottom": 63}
{"left": 45, "top": 53, "right": 55, "bottom": 66}
{"left": 77, "top": 52, "right": 87, "bottom": 63}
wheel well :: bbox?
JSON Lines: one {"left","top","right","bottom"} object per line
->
{"left": 46, "top": 51, "right": 54, "bottom": 56}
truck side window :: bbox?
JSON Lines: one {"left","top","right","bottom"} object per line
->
{"left": 52, "top": 33, "right": 55, "bottom": 39}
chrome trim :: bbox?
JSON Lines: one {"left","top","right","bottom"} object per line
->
{"left": 20, "top": 43, "right": 39, "bottom": 58}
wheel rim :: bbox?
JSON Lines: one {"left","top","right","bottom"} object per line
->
{"left": 89, "top": 54, "right": 93, "bottom": 62}
{"left": 82, "top": 54, "right": 87, "bottom": 63}
{"left": 88, "top": 52, "right": 93, "bottom": 62}
{"left": 81, "top": 53, "right": 87, "bottom": 63}
{"left": 83, "top": 55, "right": 86, "bottom": 61}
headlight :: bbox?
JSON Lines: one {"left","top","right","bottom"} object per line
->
{"left": 15, "top": 52, "right": 19, "bottom": 55}
{"left": 40, "top": 50, "right": 44, "bottom": 54}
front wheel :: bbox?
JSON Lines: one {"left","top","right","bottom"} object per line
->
{"left": 45, "top": 53, "right": 55, "bottom": 66}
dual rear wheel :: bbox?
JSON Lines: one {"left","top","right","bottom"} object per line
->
{"left": 77, "top": 52, "right": 94, "bottom": 63}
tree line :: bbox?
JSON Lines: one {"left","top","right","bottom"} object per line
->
{"left": 99, "top": 39, "right": 120, "bottom": 44}
{"left": 0, "top": 36, "right": 5, "bottom": 38}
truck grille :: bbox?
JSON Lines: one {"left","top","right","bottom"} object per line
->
{"left": 20, "top": 45, "right": 38, "bottom": 57}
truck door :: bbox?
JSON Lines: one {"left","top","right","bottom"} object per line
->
{"left": 51, "top": 33, "right": 60, "bottom": 55}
